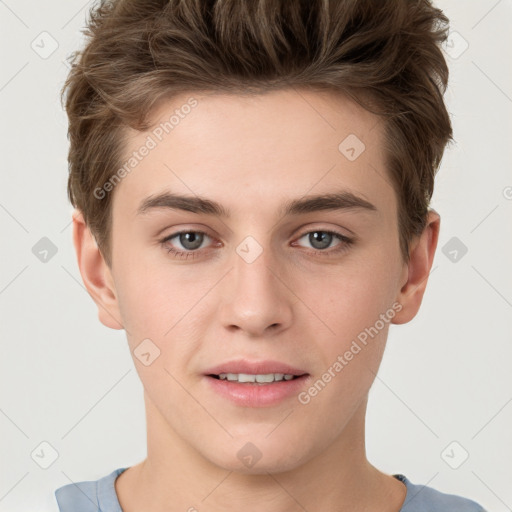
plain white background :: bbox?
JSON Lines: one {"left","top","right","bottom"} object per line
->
{"left": 0, "top": 1, "right": 511, "bottom": 511}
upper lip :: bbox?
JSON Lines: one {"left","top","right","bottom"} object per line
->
{"left": 204, "top": 360, "right": 308, "bottom": 376}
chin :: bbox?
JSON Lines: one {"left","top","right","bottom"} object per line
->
{"left": 219, "top": 455, "right": 306, "bottom": 476}
{"left": 202, "top": 436, "right": 311, "bottom": 475}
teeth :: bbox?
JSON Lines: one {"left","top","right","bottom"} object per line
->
{"left": 238, "top": 373, "right": 256, "bottom": 383}
{"left": 255, "top": 374, "right": 274, "bottom": 383}
{"left": 218, "top": 373, "right": 296, "bottom": 383}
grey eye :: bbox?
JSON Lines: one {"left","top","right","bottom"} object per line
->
{"left": 298, "top": 231, "right": 340, "bottom": 250}
{"left": 175, "top": 232, "right": 206, "bottom": 251}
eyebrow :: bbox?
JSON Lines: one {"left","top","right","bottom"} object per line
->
{"left": 137, "top": 190, "right": 377, "bottom": 218}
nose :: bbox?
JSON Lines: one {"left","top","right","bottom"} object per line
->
{"left": 218, "top": 243, "right": 294, "bottom": 337}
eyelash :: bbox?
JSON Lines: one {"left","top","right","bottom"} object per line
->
{"left": 160, "top": 229, "right": 353, "bottom": 260}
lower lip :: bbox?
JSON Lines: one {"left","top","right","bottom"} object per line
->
{"left": 205, "top": 375, "right": 309, "bottom": 407}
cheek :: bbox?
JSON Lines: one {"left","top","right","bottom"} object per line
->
{"left": 308, "top": 262, "right": 398, "bottom": 340}
{"left": 297, "top": 257, "right": 400, "bottom": 398}
{"left": 113, "top": 257, "right": 215, "bottom": 360}
{"left": 298, "top": 270, "right": 396, "bottom": 413}
{"left": 115, "top": 272, "right": 164, "bottom": 337}
{"left": 111, "top": 265, "right": 175, "bottom": 366}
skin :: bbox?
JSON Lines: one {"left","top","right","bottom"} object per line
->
{"left": 73, "top": 88, "right": 440, "bottom": 512}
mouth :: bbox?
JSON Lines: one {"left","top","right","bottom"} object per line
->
{"left": 203, "top": 360, "right": 310, "bottom": 407}
{"left": 208, "top": 373, "right": 304, "bottom": 384}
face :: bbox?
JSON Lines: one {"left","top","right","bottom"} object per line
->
{"left": 97, "top": 89, "right": 412, "bottom": 473}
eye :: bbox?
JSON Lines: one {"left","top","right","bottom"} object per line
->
{"left": 160, "top": 228, "right": 353, "bottom": 260}
{"left": 293, "top": 229, "right": 353, "bottom": 255}
{"left": 160, "top": 230, "right": 213, "bottom": 259}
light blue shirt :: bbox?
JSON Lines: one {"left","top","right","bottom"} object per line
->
{"left": 54, "top": 467, "right": 487, "bottom": 511}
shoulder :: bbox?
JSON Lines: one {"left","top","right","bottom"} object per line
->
{"left": 395, "top": 474, "right": 487, "bottom": 512}
{"left": 54, "top": 467, "right": 127, "bottom": 512}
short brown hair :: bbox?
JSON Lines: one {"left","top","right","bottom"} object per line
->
{"left": 61, "top": 0, "right": 453, "bottom": 267}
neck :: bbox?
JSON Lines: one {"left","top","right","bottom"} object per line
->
{"left": 116, "top": 393, "right": 406, "bottom": 512}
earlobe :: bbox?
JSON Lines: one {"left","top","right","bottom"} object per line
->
{"left": 72, "top": 208, "right": 124, "bottom": 330}
{"left": 391, "top": 209, "right": 440, "bottom": 325}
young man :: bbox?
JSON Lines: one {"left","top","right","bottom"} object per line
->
{"left": 54, "top": 0, "right": 486, "bottom": 510}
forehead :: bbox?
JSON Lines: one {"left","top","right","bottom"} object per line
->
{"left": 113, "top": 88, "right": 394, "bottom": 219}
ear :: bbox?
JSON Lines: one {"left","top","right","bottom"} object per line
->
{"left": 72, "top": 208, "right": 124, "bottom": 330}
{"left": 392, "top": 209, "right": 440, "bottom": 325}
